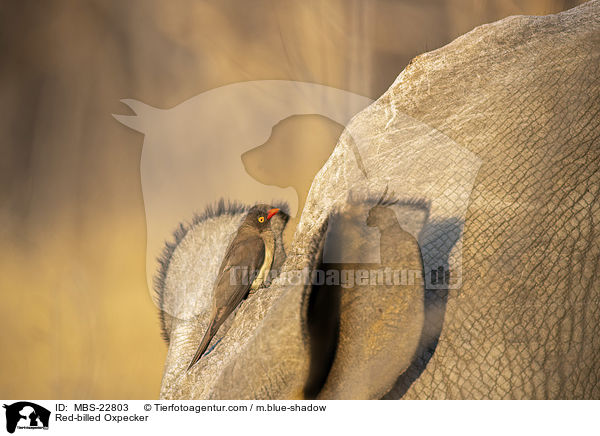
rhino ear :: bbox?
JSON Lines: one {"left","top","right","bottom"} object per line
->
{"left": 314, "top": 200, "right": 427, "bottom": 399}
{"left": 112, "top": 99, "right": 160, "bottom": 133}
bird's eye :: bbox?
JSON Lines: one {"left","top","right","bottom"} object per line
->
{"left": 258, "top": 216, "right": 265, "bottom": 223}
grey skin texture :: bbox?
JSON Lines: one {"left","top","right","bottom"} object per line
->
{"left": 159, "top": 1, "right": 599, "bottom": 399}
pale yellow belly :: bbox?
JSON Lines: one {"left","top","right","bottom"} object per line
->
{"left": 250, "top": 242, "right": 273, "bottom": 290}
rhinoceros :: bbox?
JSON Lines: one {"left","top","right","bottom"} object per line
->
{"left": 156, "top": 1, "right": 600, "bottom": 399}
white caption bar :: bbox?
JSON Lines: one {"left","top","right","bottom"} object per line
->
{"left": 0, "top": 400, "right": 596, "bottom": 436}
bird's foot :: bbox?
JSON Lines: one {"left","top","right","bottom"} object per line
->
{"left": 248, "top": 283, "right": 268, "bottom": 297}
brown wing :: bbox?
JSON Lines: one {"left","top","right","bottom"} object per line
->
{"left": 187, "top": 231, "right": 265, "bottom": 370}
{"left": 213, "top": 231, "right": 265, "bottom": 318}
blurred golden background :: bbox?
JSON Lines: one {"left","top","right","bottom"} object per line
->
{"left": 0, "top": 0, "right": 584, "bottom": 399}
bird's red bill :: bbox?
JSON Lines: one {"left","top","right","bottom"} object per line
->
{"left": 267, "top": 208, "right": 280, "bottom": 220}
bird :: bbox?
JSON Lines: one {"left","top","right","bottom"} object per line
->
{"left": 187, "top": 204, "right": 289, "bottom": 370}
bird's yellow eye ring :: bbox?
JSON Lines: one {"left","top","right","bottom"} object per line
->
{"left": 258, "top": 216, "right": 265, "bottom": 223}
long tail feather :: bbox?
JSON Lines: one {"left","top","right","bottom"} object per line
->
{"left": 187, "top": 318, "right": 218, "bottom": 371}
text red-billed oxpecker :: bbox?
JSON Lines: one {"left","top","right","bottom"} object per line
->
{"left": 187, "top": 204, "right": 288, "bottom": 371}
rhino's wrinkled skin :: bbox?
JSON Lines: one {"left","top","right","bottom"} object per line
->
{"left": 159, "top": 2, "right": 599, "bottom": 399}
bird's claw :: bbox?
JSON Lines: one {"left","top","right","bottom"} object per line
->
{"left": 248, "top": 283, "right": 268, "bottom": 297}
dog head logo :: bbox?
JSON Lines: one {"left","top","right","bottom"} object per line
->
{"left": 113, "top": 80, "right": 373, "bottom": 300}
{"left": 114, "top": 79, "right": 482, "bottom": 322}
{"left": 3, "top": 402, "right": 50, "bottom": 433}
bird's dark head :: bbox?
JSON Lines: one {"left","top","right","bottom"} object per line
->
{"left": 247, "top": 204, "right": 288, "bottom": 233}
